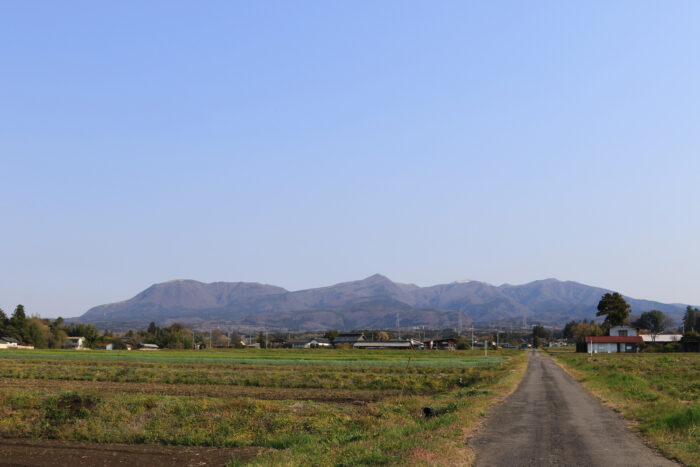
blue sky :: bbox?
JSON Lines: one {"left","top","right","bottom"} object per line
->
{"left": 2, "top": 1, "right": 699, "bottom": 318}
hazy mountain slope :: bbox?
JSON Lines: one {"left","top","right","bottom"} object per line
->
{"left": 80, "top": 280, "right": 287, "bottom": 321}
{"left": 410, "top": 281, "right": 530, "bottom": 318}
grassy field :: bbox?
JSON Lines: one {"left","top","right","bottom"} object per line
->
{"left": 548, "top": 350, "right": 700, "bottom": 466}
{"left": 0, "top": 348, "right": 527, "bottom": 465}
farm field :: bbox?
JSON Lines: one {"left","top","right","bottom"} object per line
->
{"left": 549, "top": 350, "right": 700, "bottom": 466}
{"left": 0, "top": 348, "right": 527, "bottom": 466}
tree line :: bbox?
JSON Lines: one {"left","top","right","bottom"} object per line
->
{"left": 561, "top": 293, "right": 699, "bottom": 351}
{"left": 0, "top": 306, "right": 198, "bottom": 350}
{"left": 0, "top": 305, "right": 103, "bottom": 348}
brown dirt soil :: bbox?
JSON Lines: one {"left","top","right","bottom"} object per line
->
{"left": 0, "top": 438, "right": 262, "bottom": 467}
{"left": 0, "top": 377, "right": 394, "bottom": 403}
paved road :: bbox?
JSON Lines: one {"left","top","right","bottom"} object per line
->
{"left": 469, "top": 350, "right": 677, "bottom": 467}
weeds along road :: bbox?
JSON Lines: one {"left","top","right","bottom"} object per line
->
{"left": 469, "top": 350, "right": 677, "bottom": 467}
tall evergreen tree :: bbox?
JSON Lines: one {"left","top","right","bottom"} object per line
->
{"left": 683, "top": 306, "right": 699, "bottom": 333}
{"left": 596, "top": 293, "right": 631, "bottom": 329}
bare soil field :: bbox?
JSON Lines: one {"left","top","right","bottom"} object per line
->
{"left": 0, "top": 348, "right": 527, "bottom": 465}
{"left": 0, "top": 438, "right": 261, "bottom": 467}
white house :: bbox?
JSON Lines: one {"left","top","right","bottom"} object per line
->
{"left": 63, "top": 336, "right": 86, "bottom": 349}
{"left": 0, "top": 337, "right": 19, "bottom": 349}
{"left": 292, "top": 337, "right": 332, "bottom": 349}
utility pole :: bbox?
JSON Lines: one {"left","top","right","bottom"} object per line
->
{"left": 471, "top": 327, "right": 474, "bottom": 349}
{"left": 396, "top": 312, "right": 401, "bottom": 339}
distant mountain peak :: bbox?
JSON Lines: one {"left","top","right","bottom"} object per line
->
{"left": 363, "top": 273, "right": 391, "bottom": 281}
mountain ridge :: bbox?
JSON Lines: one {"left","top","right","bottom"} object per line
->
{"left": 77, "top": 274, "right": 691, "bottom": 331}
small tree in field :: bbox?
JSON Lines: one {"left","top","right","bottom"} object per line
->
{"left": 596, "top": 292, "right": 631, "bottom": 330}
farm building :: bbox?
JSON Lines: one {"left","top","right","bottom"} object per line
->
{"left": 586, "top": 336, "right": 643, "bottom": 353}
{"left": 292, "top": 337, "right": 332, "bottom": 349}
{"left": 0, "top": 337, "right": 19, "bottom": 349}
{"left": 269, "top": 338, "right": 290, "bottom": 348}
{"left": 639, "top": 334, "right": 683, "bottom": 344}
{"left": 424, "top": 338, "right": 456, "bottom": 350}
{"left": 353, "top": 339, "right": 424, "bottom": 350}
{"left": 333, "top": 333, "right": 365, "bottom": 347}
{"left": 63, "top": 336, "right": 87, "bottom": 349}
{"left": 681, "top": 334, "right": 700, "bottom": 352}
{"left": 96, "top": 343, "right": 114, "bottom": 350}
{"left": 138, "top": 343, "right": 159, "bottom": 350}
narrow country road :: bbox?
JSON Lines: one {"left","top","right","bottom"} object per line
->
{"left": 469, "top": 350, "right": 677, "bottom": 466}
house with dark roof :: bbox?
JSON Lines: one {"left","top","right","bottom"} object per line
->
{"left": 0, "top": 337, "right": 19, "bottom": 349}
{"left": 332, "top": 333, "right": 365, "bottom": 347}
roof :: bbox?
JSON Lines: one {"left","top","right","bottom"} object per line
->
{"left": 354, "top": 341, "right": 413, "bottom": 348}
{"left": 0, "top": 337, "right": 19, "bottom": 343}
{"left": 586, "top": 336, "right": 643, "bottom": 343}
{"left": 640, "top": 334, "right": 682, "bottom": 343}
{"left": 333, "top": 333, "right": 365, "bottom": 343}
{"left": 424, "top": 338, "right": 456, "bottom": 344}
{"left": 293, "top": 337, "right": 330, "bottom": 344}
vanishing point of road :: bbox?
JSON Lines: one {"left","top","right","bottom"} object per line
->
{"left": 469, "top": 350, "right": 677, "bottom": 467}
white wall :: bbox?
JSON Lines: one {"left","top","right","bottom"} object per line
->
{"left": 609, "top": 326, "right": 637, "bottom": 336}
{"left": 587, "top": 342, "right": 618, "bottom": 353}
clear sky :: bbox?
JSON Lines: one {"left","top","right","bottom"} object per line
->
{"left": 2, "top": 1, "right": 699, "bottom": 319}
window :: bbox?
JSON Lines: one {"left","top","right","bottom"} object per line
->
{"left": 618, "top": 330, "right": 628, "bottom": 336}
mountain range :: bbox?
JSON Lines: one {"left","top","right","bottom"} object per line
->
{"left": 76, "top": 274, "right": 690, "bottom": 332}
